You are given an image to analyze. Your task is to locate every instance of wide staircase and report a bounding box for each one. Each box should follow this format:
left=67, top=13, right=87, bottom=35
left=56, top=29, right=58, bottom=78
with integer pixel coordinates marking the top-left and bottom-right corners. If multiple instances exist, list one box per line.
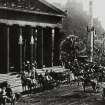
left=0, top=72, right=22, bottom=93
left=0, top=67, right=66, bottom=93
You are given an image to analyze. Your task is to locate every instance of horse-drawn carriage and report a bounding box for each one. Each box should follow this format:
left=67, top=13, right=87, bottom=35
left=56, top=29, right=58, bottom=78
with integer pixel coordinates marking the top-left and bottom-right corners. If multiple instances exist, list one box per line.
left=20, top=70, right=58, bottom=93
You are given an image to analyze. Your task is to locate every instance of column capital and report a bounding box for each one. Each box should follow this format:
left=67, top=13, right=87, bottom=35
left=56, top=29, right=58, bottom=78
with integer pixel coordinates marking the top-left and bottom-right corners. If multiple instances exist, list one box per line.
left=30, top=35, right=34, bottom=45
left=52, top=28, right=55, bottom=34
left=35, top=29, right=38, bottom=33
left=18, top=27, right=23, bottom=44
left=18, top=35, right=23, bottom=45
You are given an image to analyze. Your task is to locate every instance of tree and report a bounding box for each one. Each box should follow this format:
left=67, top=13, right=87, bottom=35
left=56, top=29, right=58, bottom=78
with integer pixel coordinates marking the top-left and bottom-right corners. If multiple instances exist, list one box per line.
left=61, top=0, right=105, bottom=64
left=62, top=0, right=104, bottom=40
left=60, top=35, right=86, bottom=67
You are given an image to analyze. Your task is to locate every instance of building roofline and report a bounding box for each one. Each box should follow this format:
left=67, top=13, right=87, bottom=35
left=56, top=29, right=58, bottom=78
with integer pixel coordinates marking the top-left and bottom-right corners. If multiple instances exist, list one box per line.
left=39, top=0, right=67, bottom=16
left=0, top=7, right=65, bottom=18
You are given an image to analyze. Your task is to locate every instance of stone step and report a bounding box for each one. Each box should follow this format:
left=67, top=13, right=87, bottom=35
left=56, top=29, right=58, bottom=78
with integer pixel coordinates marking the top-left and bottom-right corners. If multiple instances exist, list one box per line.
left=0, top=73, right=22, bottom=89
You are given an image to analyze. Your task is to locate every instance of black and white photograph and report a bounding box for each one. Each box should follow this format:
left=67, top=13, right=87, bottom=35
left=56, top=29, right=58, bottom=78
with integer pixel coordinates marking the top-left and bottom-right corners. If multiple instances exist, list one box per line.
left=0, top=0, right=105, bottom=105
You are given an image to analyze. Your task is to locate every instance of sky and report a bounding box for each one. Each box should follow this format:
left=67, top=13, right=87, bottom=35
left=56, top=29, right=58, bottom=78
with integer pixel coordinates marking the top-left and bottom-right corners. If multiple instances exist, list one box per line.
left=46, top=0, right=105, bottom=29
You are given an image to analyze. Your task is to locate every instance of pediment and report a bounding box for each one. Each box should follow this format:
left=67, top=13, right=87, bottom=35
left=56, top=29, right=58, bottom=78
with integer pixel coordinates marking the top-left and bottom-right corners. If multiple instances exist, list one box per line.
left=0, top=0, right=66, bottom=16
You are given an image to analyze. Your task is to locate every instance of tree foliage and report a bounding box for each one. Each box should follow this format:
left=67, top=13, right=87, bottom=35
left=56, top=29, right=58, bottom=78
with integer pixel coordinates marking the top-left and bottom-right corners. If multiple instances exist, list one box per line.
left=62, top=0, right=104, bottom=41
left=60, top=35, right=87, bottom=64
left=60, top=0, right=105, bottom=65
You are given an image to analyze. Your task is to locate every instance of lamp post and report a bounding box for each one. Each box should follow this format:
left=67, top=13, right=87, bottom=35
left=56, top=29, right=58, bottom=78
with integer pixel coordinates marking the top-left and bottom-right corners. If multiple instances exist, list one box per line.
left=30, top=29, right=35, bottom=78
left=89, top=0, right=94, bottom=62
left=52, top=28, right=55, bottom=67
left=24, top=39, right=26, bottom=71
left=30, top=31, right=34, bottom=69
left=35, top=29, right=37, bottom=68
left=18, top=28, right=23, bottom=72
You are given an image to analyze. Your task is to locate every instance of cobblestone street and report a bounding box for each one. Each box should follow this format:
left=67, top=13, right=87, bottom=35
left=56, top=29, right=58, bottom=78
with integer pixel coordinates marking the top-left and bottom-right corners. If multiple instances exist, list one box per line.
left=16, top=84, right=105, bottom=105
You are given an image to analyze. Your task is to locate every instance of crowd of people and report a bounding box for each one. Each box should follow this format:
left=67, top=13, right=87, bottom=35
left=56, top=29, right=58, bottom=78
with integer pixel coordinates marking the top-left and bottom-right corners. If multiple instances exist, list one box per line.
left=1, top=60, right=105, bottom=105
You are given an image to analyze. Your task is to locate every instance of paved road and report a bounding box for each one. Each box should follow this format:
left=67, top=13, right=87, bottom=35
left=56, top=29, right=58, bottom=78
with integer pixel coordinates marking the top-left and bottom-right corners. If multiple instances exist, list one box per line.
left=16, top=84, right=105, bottom=105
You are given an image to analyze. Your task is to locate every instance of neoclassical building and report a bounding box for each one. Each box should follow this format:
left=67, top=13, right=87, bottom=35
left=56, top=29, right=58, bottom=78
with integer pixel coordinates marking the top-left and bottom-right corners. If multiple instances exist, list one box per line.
left=0, top=0, right=66, bottom=73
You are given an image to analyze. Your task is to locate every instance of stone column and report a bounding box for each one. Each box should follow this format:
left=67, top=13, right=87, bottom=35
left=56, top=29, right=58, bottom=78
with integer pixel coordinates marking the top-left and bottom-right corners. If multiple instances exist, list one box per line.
left=35, top=29, right=37, bottom=68
left=7, top=26, right=10, bottom=73
left=30, top=28, right=34, bottom=69
left=18, top=27, right=23, bottom=72
left=24, top=39, right=26, bottom=71
left=42, top=28, right=44, bottom=68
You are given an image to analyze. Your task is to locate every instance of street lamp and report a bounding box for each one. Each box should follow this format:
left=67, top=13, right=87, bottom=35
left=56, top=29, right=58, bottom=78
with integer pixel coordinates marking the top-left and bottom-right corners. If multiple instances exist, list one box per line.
left=89, top=0, right=94, bottom=62
left=18, top=29, right=23, bottom=72
left=24, top=39, right=26, bottom=71
left=52, top=28, right=55, bottom=67
left=30, top=31, right=34, bottom=69
left=34, top=29, right=37, bottom=68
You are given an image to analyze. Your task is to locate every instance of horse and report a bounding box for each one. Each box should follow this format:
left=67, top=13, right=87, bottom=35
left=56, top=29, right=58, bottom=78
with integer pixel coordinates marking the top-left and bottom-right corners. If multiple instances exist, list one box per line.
left=36, top=74, right=44, bottom=88
left=0, top=85, right=18, bottom=105
left=21, top=73, right=27, bottom=92
left=82, top=78, right=97, bottom=92
left=5, top=93, right=16, bottom=105
left=36, top=73, right=56, bottom=90
left=26, top=78, right=37, bottom=90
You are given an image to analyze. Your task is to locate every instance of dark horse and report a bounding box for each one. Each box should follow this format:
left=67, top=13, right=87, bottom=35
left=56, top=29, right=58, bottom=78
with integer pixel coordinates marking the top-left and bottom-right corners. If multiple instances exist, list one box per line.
left=26, top=78, right=37, bottom=94
left=21, top=74, right=37, bottom=95
left=21, top=74, right=27, bottom=92
left=82, top=78, right=97, bottom=92
left=36, top=74, right=56, bottom=90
